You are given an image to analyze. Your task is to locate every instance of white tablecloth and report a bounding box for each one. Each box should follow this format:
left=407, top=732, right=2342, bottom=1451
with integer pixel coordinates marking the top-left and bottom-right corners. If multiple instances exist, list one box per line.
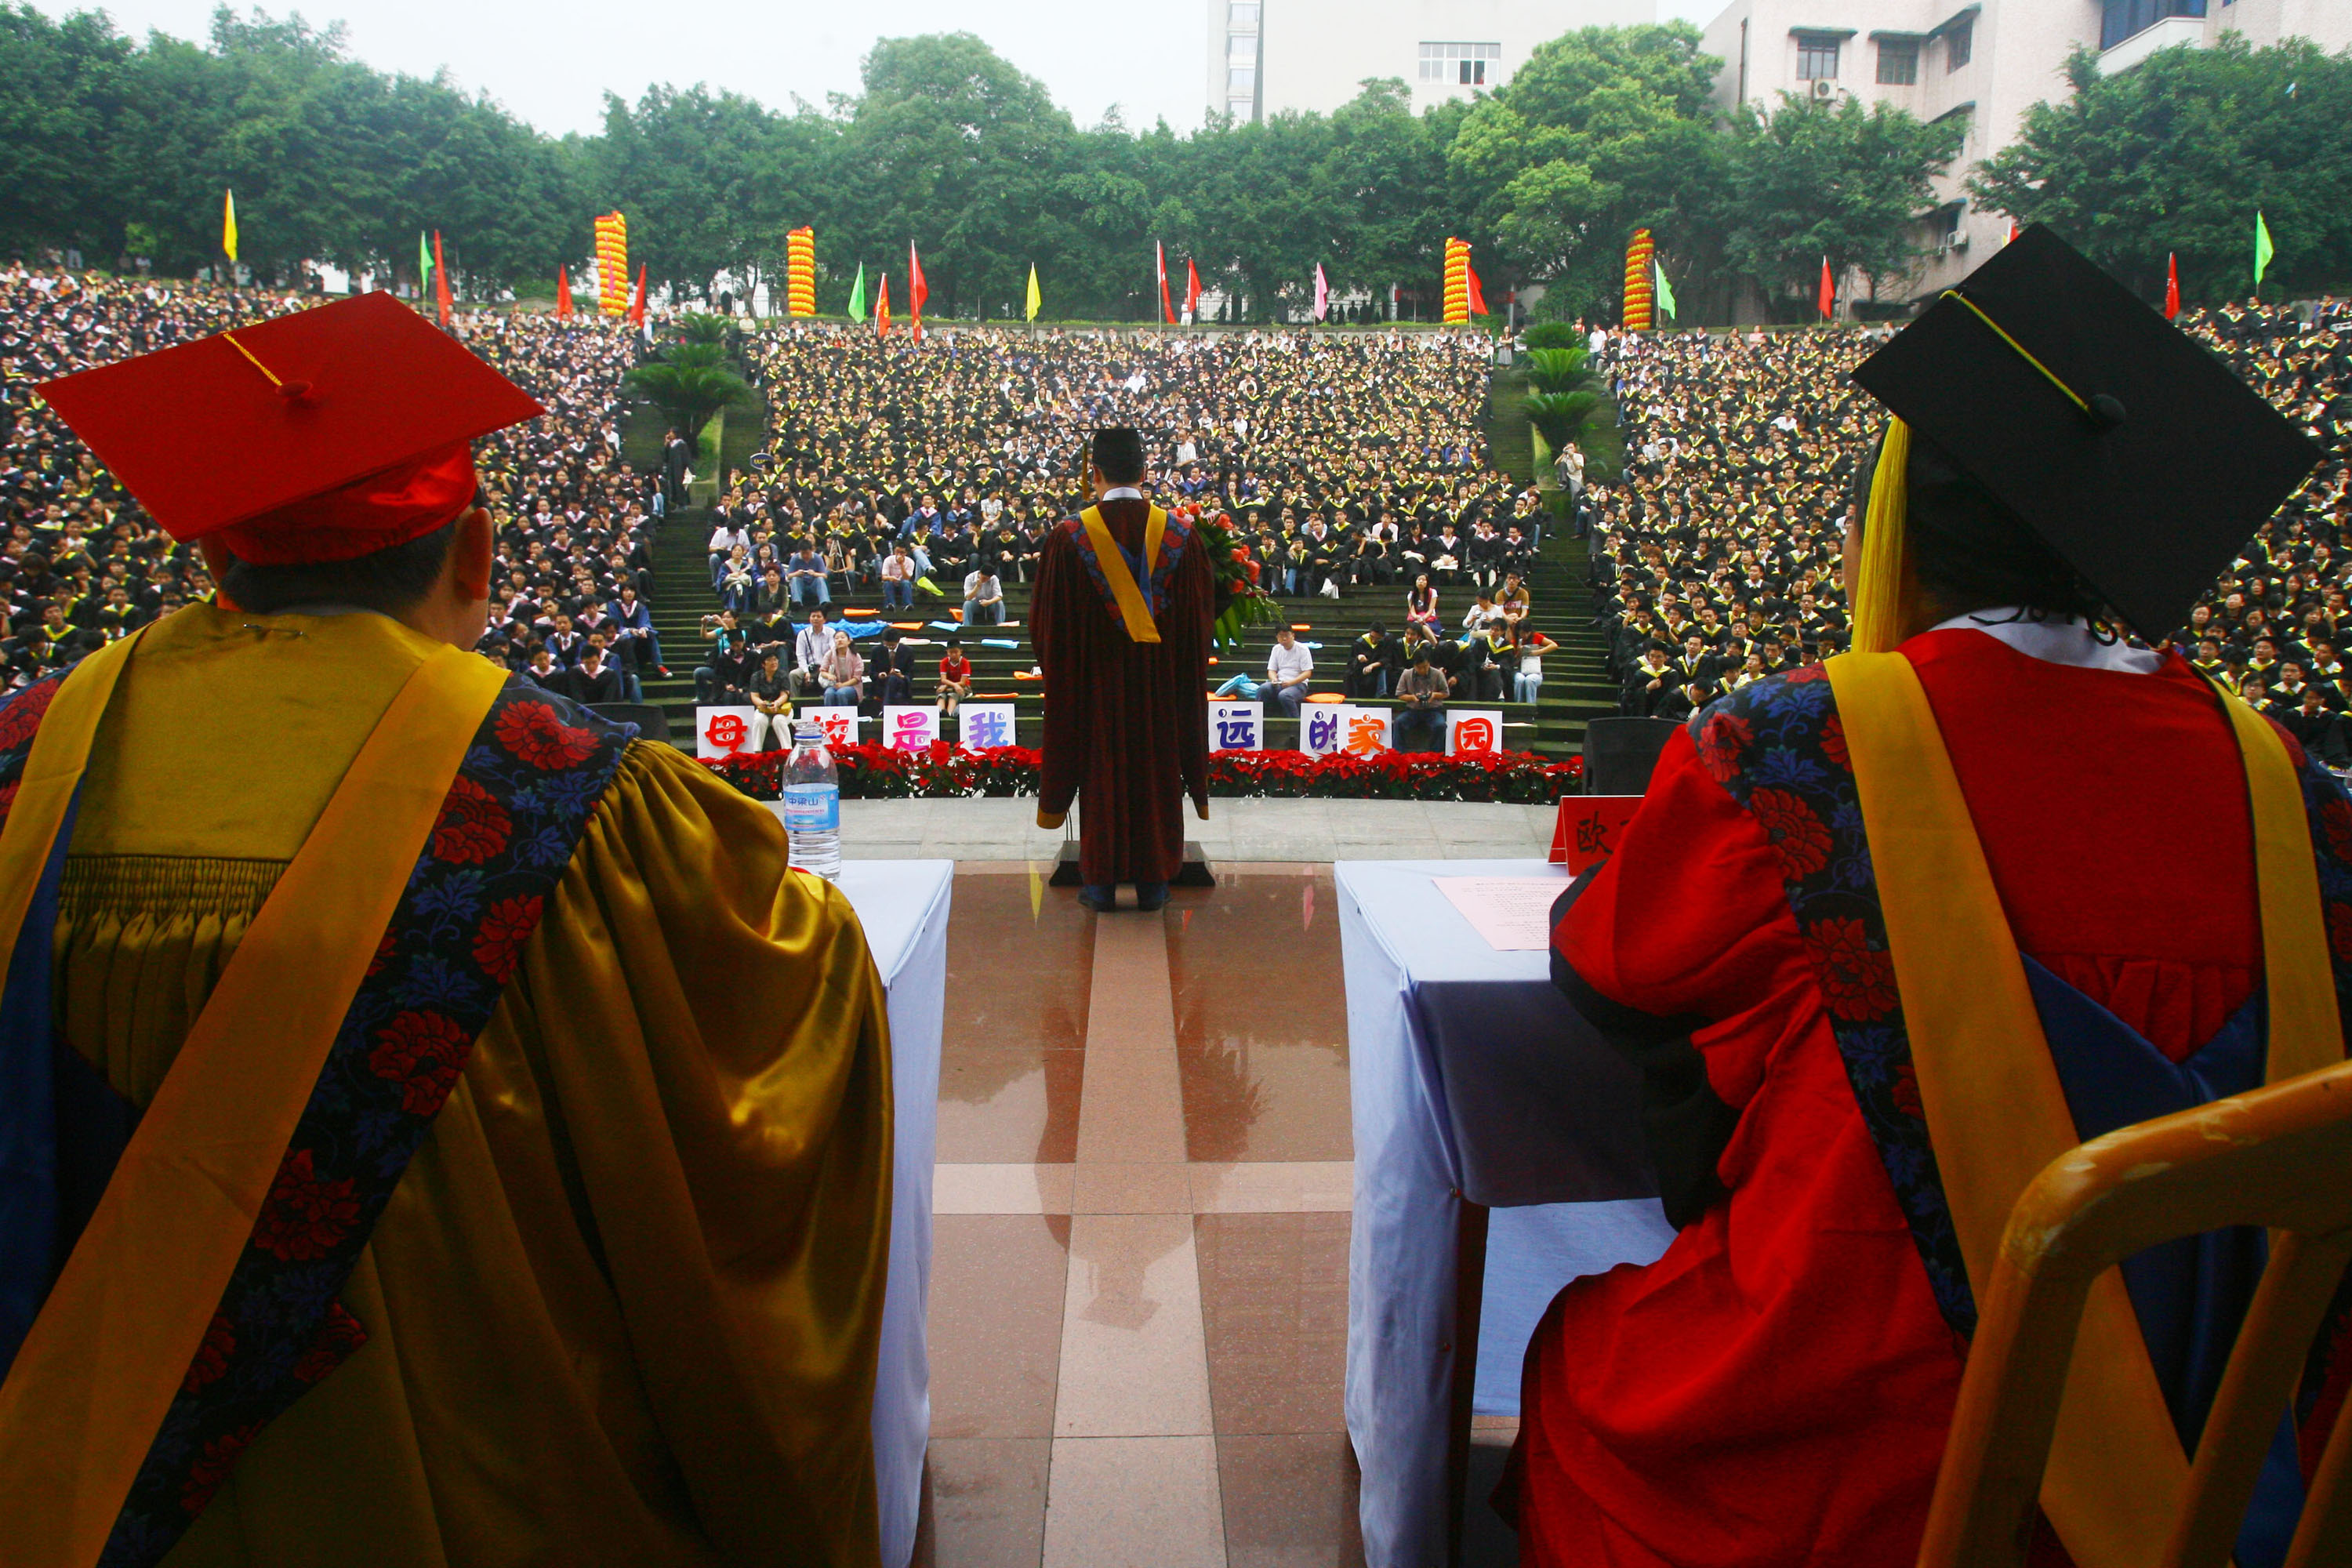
left=837, top=862, right=952, bottom=1568
left=1337, top=859, right=1676, bottom=1568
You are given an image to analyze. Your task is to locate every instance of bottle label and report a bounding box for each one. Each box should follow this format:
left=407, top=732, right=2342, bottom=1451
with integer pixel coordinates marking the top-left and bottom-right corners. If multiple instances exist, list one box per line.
left=782, top=782, right=840, bottom=833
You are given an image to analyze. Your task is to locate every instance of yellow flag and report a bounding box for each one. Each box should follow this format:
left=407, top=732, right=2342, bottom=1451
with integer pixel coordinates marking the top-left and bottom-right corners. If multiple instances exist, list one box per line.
left=1025, top=263, right=1042, bottom=322
left=222, top=189, right=238, bottom=264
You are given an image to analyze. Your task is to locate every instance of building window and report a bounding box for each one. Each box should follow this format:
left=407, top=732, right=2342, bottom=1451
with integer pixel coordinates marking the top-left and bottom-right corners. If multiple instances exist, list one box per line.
left=1229, top=97, right=1254, bottom=118
left=2100, top=0, right=2207, bottom=49
left=1876, top=38, right=1918, bottom=84
left=1228, top=34, right=1255, bottom=63
left=1419, top=42, right=1501, bottom=86
left=1796, top=34, right=1841, bottom=80
left=1946, top=19, right=1973, bottom=69
left=1229, top=2, right=1259, bottom=26
left=1228, top=66, right=1255, bottom=93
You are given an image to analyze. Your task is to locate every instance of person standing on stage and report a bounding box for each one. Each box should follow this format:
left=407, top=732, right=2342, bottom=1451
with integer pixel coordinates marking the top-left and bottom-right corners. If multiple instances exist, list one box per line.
left=1033, top=426, right=1213, bottom=912
left=1514, top=229, right=2347, bottom=1568
left=0, top=293, right=894, bottom=1567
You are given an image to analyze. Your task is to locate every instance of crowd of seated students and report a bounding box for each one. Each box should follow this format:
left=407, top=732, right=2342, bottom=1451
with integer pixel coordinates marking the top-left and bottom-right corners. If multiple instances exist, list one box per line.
left=691, top=324, right=1562, bottom=727
left=452, top=310, right=665, bottom=704
left=0, top=269, right=278, bottom=683
left=1589, top=299, right=2352, bottom=733
left=0, top=270, right=655, bottom=706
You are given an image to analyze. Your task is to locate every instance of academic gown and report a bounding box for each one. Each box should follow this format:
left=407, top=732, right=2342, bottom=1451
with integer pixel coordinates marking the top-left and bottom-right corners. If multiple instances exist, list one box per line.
left=1516, top=626, right=2351, bottom=1568
left=25, top=604, right=893, bottom=1567
left=1032, top=498, right=1212, bottom=887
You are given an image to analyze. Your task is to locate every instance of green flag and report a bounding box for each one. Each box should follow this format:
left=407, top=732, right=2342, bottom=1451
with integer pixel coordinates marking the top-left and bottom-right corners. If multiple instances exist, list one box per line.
left=2254, top=210, right=2275, bottom=292
left=419, top=230, right=432, bottom=304
left=847, top=262, right=866, bottom=321
left=1653, top=260, right=1677, bottom=321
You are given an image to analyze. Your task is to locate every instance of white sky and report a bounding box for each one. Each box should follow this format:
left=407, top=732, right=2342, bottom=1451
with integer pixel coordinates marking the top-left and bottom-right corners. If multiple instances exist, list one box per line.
left=39, top=0, right=1725, bottom=140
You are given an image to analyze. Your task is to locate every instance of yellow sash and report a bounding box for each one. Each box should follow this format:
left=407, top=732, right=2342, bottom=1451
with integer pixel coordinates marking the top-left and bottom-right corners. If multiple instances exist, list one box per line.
left=1078, top=503, right=1168, bottom=644
left=0, top=637, right=507, bottom=1568
left=1828, top=651, right=2339, bottom=1568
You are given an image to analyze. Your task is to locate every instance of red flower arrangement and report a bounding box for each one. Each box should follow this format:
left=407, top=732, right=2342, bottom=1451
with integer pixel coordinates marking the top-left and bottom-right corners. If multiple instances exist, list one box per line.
left=698, top=741, right=1581, bottom=805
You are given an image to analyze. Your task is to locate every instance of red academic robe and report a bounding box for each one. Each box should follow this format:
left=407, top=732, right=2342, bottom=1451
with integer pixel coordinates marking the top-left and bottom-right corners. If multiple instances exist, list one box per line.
left=1516, top=629, right=2304, bottom=1567
left=1033, top=497, right=1212, bottom=886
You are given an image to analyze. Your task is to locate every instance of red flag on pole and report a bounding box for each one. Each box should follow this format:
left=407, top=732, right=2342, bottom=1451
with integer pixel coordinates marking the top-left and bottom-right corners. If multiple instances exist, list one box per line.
left=432, top=230, right=453, bottom=325
left=629, top=263, right=647, bottom=328
left=1465, top=257, right=1488, bottom=318
left=877, top=274, right=893, bottom=336
left=2165, top=252, right=2182, bottom=321
left=1818, top=256, right=1835, bottom=321
left=554, top=264, right=572, bottom=321
left=1156, top=241, right=1177, bottom=325
left=1184, top=259, right=1202, bottom=323
left=909, top=243, right=927, bottom=342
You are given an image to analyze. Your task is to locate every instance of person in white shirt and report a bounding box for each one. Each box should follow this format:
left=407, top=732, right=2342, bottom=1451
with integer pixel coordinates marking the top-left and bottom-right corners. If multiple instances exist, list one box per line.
left=962, top=566, right=1005, bottom=626
left=878, top=546, right=917, bottom=612
left=706, top=521, right=747, bottom=590
left=792, top=609, right=832, bottom=695
left=1212, top=626, right=1314, bottom=719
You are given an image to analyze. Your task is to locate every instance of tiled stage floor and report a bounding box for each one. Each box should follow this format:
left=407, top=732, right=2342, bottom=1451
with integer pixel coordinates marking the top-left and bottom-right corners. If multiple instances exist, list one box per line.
left=914, top=866, right=1522, bottom=1568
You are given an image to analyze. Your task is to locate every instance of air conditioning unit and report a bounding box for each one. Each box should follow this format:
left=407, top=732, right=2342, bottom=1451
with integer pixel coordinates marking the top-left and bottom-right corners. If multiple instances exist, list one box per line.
left=1811, top=78, right=1837, bottom=100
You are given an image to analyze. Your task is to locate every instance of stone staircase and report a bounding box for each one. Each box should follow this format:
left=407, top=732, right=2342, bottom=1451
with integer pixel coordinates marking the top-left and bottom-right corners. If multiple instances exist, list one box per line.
left=638, top=508, right=1617, bottom=758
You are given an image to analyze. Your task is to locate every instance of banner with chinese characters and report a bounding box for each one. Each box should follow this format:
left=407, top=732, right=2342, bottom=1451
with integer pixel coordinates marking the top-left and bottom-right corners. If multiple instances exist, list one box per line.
left=1209, top=701, right=1264, bottom=753
left=695, top=705, right=759, bottom=759
left=957, top=702, right=1017, bottom=752
left=804, top=706, right=861, bottom=750
left=881, top=705, right=941, bottom=752
left=1300, top=703, right=1350, bottom=757
left=1341, top=707, right=1391, bottom=755
left=1446, top=710, right=1503, bottom=757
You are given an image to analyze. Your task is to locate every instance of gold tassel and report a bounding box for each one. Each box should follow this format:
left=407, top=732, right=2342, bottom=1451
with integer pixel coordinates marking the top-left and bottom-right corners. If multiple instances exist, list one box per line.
left=1853, top=418, right=1912, bottom=654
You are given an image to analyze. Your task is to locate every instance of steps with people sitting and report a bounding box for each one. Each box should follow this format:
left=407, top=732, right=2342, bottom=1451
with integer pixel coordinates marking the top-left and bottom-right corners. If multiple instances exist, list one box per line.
left=641, top=501, right=1614, bottom=760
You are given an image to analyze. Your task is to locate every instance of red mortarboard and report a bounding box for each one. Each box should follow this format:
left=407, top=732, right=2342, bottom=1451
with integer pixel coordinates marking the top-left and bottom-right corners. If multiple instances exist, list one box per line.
left=35, top=291, right=544, bottom=565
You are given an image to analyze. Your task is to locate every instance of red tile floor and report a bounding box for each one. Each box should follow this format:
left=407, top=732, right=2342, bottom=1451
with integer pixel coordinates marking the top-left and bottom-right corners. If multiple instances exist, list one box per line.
left=916, top=867, right=1520, bottom=1568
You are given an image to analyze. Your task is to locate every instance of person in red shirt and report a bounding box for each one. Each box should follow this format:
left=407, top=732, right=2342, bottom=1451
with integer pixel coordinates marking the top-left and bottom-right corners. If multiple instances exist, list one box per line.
left=937, top=635, right=973, bottom=720
left=1514, top=229, right=2349, bottom=1568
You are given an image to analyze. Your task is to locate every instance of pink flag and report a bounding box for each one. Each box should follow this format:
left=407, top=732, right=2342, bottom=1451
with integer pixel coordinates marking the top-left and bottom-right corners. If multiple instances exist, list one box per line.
left=1312, top=263, right=1330, bottom=322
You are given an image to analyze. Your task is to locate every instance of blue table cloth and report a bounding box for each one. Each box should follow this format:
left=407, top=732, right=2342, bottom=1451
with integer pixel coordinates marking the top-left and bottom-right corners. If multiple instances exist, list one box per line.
left=1337, top=859, right=1675, bottom=1568
left=837, top=861, right=952, bottom=1568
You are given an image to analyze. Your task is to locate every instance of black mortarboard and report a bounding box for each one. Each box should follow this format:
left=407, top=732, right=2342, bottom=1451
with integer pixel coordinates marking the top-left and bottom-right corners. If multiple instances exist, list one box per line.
left=1849, top=225, right=2320, bottom=635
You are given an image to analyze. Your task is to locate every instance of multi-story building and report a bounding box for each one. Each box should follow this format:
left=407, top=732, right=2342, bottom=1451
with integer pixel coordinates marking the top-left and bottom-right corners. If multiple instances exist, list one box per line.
left=1205, top=0, right=1656, bottom=124
left=1699, top=0, right=2352, bottom=303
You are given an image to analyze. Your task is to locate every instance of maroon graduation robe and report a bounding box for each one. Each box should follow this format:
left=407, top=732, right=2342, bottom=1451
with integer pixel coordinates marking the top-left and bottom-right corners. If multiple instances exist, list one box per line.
left=1032, top=496, right=1212, bottom=885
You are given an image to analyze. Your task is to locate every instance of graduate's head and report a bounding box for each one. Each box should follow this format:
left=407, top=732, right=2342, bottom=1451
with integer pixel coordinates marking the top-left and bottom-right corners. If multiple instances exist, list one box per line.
left=1845, top=227, right=2318, bottom=648
left=1091, top=427, right=1146, bottom=488
left=35, top=293, right=540, bottom=649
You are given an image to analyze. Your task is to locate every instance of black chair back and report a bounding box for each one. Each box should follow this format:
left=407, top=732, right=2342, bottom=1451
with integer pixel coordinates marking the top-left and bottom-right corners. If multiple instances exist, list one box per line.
left=589, top=703, right=673, bottom=746
left=1581, top=717, right=1681, bottom=795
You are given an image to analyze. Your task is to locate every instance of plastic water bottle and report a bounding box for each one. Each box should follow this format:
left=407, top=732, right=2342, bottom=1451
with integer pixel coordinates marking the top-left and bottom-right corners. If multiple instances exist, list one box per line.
left=782, top=721, right=842, bottom=880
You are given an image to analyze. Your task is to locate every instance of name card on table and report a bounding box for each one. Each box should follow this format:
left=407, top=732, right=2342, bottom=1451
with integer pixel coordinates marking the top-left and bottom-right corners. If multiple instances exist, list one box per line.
left=1551, top=795, right=1645, bottom=873
left=1446, top=710, right=1503, bottom=757
left=957, top=702, right=1017, bottom=751
left=804, top=706, right=862, bottom=750
left=1210, top=701, right=1263, bottom=753
left=881, top=705, right=940, bottom=752
left=1301, top=703, right=1351, bottom=757
left=695, top=705, right=759, bottom=759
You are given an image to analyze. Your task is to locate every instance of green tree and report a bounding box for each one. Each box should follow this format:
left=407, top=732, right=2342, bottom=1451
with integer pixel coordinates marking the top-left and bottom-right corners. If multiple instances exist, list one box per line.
left=1717, top=93, right=1962, bottom=318
left=1523, top=346, right=1624, bottom=480
left=0, top=5, right=133, bottom=260
left=1971, top=36, right=2352, bottom=307
left=1450, top=24, right=1723, bottom=321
